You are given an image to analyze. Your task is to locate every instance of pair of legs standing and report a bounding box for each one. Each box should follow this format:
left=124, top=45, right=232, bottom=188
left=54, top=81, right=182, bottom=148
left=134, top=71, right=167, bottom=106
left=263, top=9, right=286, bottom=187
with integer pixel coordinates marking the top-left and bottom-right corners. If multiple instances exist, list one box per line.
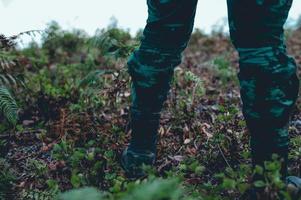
left=125, top=0, right=299, bottom=178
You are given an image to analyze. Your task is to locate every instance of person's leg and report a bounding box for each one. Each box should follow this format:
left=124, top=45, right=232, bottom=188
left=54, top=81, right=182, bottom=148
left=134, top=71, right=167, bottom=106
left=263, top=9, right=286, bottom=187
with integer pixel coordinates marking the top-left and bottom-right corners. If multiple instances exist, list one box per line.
left=226, top=0, right=299, bottom=178
left=127, top=0, right=198, bottom=153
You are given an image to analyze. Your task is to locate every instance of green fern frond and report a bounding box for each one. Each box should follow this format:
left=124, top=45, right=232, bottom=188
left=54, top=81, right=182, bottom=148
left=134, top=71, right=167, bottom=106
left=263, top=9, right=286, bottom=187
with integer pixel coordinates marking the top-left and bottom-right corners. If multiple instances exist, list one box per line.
left=0, top=74, right=17, bottom=87
left=0, top=51, right=25, bottom=88
left=0, top=86, right=18, bottom=126
left=0, top=74, right=25, bottom=88
left=0, top=74, right=11, bottom=86
left=0, top=52, right=16, bottom=71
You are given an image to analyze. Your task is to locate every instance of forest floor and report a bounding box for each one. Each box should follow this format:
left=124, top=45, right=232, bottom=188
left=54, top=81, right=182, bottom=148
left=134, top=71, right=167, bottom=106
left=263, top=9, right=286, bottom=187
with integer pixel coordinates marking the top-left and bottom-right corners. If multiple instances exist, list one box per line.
left=1, top=23, right=301, bottom=200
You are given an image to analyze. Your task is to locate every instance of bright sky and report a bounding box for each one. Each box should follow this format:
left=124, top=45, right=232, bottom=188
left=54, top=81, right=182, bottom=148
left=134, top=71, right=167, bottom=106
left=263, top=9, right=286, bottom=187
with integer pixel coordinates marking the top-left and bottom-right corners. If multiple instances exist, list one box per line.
left=0, top=0, right=300, bottom=36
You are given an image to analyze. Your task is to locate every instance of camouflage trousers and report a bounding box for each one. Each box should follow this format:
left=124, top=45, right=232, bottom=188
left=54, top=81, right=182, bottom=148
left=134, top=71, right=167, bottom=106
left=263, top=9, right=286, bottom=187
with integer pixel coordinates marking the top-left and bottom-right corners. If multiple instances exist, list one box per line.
left=127, top=0, right=299, bottom=175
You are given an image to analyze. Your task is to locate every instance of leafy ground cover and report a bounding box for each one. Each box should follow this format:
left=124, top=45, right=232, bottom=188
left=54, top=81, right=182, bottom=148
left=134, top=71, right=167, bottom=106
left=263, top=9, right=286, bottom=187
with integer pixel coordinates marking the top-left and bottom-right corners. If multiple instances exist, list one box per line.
left=0, top=21, right=301, bottom=200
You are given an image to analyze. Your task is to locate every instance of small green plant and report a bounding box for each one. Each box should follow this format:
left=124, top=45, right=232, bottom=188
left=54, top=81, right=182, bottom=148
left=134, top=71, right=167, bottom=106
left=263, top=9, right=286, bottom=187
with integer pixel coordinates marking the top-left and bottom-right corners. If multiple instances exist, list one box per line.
left=184, top=70, right=206, bottom=99
left=26, top=158, right=48, bottom=177
left=21, top=189, right=57, bottom=200
left=170, top=68, right=205, bottom=127
left=252, top=155, right=290, bottom=199
left=214, top=155, right=291, bottom=200
left=212, top=57, right=237, bottom=85
left=90, top=27, right=137, bottom=59
left=216, top=104, right=239, bottom=123
left=289, top=136, right=301, bottom=161
left=179, top=157, right=205, bottom=176
left=52, top=139, right=74, bottom=161
left=0, top=159, right=17, bottom=200
left=215, top=164, right=252, bottom=197
left=46, top=179, right=60, bottom=195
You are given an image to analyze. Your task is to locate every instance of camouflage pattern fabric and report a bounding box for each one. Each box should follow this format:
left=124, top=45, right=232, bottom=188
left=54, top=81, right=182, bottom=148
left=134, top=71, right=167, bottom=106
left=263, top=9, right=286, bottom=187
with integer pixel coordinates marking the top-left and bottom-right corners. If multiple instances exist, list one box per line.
left=127, top=0, right=198, bottom=153
left=227, top=0, right=299, bottom=176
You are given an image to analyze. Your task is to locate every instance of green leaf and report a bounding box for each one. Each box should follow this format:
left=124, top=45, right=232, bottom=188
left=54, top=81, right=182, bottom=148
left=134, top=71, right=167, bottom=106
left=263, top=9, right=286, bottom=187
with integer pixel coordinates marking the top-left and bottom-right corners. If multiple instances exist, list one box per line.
left=237, top=183, right=250, bottom=193
left=222, top=178, right=236, bottom=189
left=46, top=179, right=59, bottom=192
left=71, top=173, right=81, bottom=188
left=254, top=165, right=264, bottom=175
left=254, top=180, right=266, bottom=188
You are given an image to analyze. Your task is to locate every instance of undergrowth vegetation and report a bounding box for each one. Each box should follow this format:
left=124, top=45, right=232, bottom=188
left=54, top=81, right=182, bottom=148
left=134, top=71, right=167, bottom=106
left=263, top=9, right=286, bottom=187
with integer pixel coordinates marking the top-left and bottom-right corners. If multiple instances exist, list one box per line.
left=0, top=21, right=301, bottom=200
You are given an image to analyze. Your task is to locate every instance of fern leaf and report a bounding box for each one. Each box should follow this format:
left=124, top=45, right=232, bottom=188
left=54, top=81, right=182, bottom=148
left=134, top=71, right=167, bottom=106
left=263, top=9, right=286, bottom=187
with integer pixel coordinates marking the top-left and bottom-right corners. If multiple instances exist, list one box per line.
left=0, top=51, right=16, bottom=71
left=0, top=86, right=18, bottom=126
left=0, top=74, right=24, bottom=89
left=0, top=74, right=10, bottom=85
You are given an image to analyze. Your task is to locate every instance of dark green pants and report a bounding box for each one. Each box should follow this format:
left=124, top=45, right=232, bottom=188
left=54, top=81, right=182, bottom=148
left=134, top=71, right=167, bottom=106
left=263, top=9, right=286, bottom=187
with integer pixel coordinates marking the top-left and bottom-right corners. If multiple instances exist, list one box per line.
left=127, top=0, right=299, bottom=175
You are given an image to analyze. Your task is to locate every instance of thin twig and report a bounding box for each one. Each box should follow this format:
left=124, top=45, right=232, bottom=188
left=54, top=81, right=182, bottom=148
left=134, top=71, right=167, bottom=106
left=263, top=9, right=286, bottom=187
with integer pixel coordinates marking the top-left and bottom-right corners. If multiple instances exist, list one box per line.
left=217, top=144, right=232, bottom=169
